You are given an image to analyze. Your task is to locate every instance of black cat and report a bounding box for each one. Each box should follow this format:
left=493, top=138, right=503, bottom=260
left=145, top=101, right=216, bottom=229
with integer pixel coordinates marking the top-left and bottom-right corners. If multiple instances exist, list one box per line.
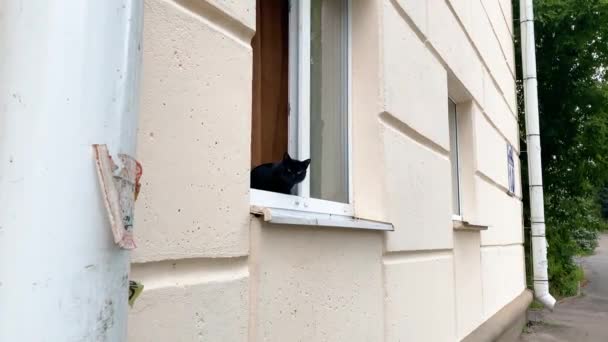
left=250, top=153, right=311, bottom=194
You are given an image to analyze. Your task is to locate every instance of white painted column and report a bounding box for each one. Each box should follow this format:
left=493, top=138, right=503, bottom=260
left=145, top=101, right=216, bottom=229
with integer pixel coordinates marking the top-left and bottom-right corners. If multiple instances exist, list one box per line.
left=0, top=1, right=143, bottom=340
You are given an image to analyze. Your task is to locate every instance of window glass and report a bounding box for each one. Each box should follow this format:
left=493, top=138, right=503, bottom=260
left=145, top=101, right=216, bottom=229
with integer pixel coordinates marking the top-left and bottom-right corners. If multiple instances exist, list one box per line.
left=448, top=99, right=461, bottom=216
left=507, top=143, right=515, bottom=194
left=310, top=0, right=349, bottom=203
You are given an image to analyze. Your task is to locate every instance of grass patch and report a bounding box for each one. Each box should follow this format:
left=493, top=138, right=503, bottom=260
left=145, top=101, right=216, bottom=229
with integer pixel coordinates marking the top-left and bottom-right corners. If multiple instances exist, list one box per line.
left=577, top=249, right=595, bottom=257
left=548, top=256, right=586, bottom=298
left=529, top=300, right=545, bottom=310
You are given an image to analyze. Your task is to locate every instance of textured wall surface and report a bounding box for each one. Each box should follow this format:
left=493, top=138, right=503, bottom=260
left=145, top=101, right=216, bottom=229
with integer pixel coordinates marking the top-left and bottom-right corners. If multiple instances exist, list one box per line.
left=130, top=0, right=523, bottom=341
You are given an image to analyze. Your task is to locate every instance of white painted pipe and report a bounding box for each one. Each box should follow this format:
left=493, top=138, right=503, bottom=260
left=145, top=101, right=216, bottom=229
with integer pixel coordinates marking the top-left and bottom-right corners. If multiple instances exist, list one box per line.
left=519, top=0, right=556, bottom=310
left=0, top=1, right=143, bottom=340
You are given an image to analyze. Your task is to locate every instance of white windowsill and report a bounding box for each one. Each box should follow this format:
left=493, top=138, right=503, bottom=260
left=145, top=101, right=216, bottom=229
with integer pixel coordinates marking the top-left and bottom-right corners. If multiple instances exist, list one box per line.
left=250, top=206, right=394, bottom=231
left=452, top=217, right=489, bottom=231
left=250, top=189, right=393, bottom=231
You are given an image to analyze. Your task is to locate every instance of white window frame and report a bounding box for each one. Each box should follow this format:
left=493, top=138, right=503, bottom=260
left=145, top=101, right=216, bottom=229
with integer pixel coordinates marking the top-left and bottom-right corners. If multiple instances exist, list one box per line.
left=449, top=98, right=463, bottom=221
left=250, top=0, right=354, bottom=217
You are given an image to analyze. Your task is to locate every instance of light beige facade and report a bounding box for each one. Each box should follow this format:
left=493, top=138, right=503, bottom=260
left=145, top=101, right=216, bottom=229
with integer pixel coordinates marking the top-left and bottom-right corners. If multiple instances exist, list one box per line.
left=129, top=0, right=525, bottom=341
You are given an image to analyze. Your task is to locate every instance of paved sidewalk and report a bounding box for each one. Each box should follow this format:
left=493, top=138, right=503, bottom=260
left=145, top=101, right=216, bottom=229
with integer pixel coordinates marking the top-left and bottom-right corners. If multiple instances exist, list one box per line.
left=519, top=234, right=608, bottom=342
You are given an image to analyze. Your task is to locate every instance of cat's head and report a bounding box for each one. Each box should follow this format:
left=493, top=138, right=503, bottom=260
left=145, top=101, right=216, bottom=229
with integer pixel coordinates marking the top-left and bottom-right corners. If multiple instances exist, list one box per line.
left=279, top=152, right=311, bottom=185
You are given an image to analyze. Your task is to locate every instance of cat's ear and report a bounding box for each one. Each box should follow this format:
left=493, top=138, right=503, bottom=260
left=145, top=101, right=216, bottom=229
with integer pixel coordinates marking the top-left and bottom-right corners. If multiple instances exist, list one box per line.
left=303, top=159, right=311, bottom=168
left=283, top=152, right=291, bottom=161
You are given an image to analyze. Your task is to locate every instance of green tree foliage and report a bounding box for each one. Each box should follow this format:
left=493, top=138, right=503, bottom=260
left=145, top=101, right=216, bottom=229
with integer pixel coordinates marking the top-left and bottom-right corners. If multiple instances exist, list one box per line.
left=598, top=187, right=608, bottom=218
left=515, top=0, right=608, bottom=297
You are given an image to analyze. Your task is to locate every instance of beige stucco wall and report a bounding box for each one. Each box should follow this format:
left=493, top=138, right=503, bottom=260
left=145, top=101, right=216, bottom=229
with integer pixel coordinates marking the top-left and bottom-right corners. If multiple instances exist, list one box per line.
left=129, top=0, right=525, bottom=341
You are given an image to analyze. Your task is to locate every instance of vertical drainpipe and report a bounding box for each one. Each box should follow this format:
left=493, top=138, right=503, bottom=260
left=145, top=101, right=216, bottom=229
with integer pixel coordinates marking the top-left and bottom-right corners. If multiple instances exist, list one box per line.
left=519, top=0, right=557, bottom=309
left=0, top=1, right=143, bottom=340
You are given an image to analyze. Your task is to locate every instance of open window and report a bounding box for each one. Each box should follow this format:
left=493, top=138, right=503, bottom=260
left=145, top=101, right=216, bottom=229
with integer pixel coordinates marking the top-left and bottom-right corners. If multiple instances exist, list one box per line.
left=251, top=0, right=352, bottom=216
